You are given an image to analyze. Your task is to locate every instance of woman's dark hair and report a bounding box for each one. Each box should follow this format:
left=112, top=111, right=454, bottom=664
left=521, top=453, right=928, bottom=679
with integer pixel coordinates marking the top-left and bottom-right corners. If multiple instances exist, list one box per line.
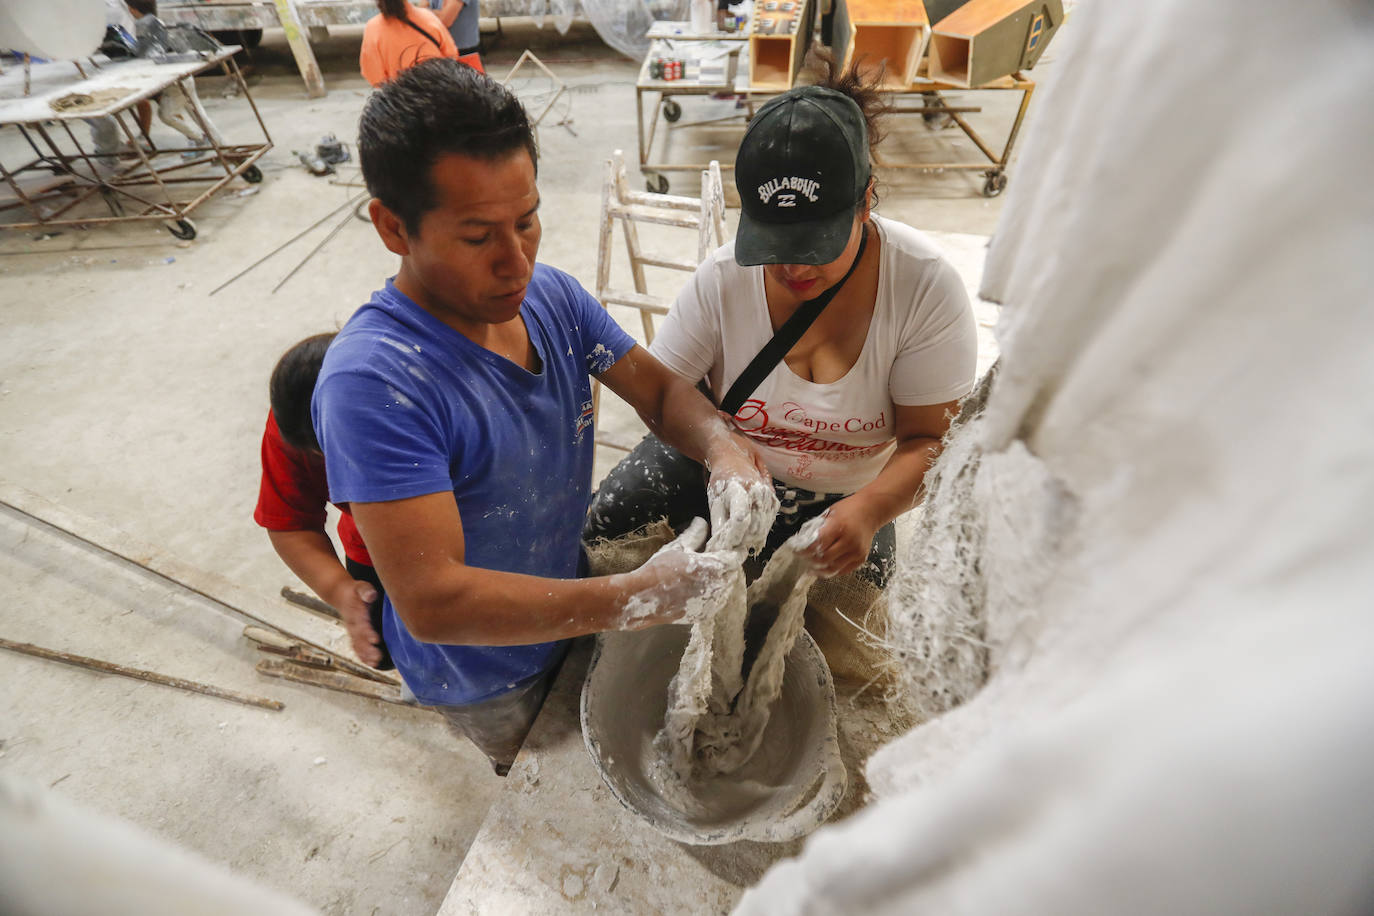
left=376, top=0, right=410, bottom=18
left=802, top=48, right=891, bottom=205
left=802, top=48, right=890, bottom=147
left=269, top=333, right=336, bottom=453
left=358, top=58, right=538, bottom=234
left=126, top=0, right=158, bottom=15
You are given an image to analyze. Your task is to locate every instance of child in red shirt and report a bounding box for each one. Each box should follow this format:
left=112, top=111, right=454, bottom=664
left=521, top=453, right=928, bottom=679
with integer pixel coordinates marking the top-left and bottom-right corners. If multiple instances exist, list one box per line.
left=254, top=334, right=393, bottom=669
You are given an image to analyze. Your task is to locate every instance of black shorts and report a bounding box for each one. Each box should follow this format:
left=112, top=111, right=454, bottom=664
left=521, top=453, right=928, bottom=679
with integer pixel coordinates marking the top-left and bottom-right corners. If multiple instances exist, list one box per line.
left=583, top=434, right=895, bottom=587
left=343, top=557, right=395, bottom=671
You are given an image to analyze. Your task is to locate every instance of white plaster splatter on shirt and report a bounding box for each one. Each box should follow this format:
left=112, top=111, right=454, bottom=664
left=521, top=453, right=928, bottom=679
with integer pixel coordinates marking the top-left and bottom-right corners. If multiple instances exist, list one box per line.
left=379, top=337, right=415, bottom=356
left=588, top=344, right=616, bottom=373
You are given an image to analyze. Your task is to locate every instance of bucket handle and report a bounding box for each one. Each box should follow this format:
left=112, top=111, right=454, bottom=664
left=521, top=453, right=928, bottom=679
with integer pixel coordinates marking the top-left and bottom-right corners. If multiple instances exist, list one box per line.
left=749, top=730, right=848, bottom=843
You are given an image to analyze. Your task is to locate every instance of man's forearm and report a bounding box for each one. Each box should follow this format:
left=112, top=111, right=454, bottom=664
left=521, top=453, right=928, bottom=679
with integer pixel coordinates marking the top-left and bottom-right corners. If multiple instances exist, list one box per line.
left=386, top=564, right=666, bottom=645
left=641, top=375, right=737, bottom=466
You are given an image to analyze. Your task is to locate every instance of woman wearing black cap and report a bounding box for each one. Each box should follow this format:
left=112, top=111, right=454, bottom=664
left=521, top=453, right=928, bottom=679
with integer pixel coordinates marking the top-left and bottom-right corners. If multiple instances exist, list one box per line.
left=586, top=61, right=976, bottom=602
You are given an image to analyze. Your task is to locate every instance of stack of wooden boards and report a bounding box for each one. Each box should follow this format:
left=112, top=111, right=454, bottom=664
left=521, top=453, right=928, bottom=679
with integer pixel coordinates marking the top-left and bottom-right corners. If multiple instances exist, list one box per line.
left=750, top=0, right=1062, bottom=90
left=246, top=587, right=408, bottom=706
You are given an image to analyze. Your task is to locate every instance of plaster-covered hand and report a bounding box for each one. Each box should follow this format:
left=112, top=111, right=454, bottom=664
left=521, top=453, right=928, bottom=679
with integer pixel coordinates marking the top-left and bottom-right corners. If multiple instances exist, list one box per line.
left=806, top=499, right=881, bottom=579
left=617, top=518, right=740, bottom=630
left=329, top=578, right=383, bottom=667
left=704, top=422, right=778, bottom=554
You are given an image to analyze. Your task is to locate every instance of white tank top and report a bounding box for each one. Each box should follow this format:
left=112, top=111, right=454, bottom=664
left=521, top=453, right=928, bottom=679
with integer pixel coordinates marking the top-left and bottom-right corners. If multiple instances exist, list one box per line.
left=650, top=216, right=977, bottom=492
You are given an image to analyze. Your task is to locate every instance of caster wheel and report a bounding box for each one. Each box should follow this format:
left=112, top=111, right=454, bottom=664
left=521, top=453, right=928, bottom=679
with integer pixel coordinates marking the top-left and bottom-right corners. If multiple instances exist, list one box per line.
left=982, top=172, right=1007, bottom=198
left=242, top=164, right=263, bottom=183
left=663, top=100, right=682, bottom=123
left=645, top=173, right=670, bottom=194
left=167, top=218, right=197, bottom=240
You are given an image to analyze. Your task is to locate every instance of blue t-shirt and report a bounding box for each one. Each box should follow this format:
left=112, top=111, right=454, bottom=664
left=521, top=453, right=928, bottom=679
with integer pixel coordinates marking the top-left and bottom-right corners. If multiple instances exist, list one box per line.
left=313, top=266, right=636, bottom=706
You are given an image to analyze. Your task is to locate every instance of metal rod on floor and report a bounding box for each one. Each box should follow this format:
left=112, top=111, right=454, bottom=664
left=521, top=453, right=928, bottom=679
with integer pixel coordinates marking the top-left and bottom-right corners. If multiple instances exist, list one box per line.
left=256, top=659, right=415, bottom=707
left=0, top=492, right=398, bottom=687
left=208, top=191, right=363, bottom=296
left=271, top=203, right=354, bottom=294
left=0, top=636, right=285, bottom=711
left=280, top=586, right=339, bottom=619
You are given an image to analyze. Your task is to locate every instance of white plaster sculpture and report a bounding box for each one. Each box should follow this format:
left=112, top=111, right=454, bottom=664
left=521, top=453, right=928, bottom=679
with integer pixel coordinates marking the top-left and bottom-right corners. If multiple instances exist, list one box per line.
left=735, top=0, right=1374, bottom=912
left=0, top=0, right=105, bottom=61
left=0, top=776, right=318, bottom=916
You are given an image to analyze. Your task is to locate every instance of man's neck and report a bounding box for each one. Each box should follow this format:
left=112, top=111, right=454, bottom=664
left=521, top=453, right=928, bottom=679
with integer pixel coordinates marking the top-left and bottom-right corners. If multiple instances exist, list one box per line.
left=393, top=266, right=479, bottom=340
left=393, top=268, right=536, bottom=370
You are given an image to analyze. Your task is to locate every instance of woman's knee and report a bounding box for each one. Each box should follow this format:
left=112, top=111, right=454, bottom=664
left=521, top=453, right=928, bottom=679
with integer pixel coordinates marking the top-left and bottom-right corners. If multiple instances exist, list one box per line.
left=585, top=435, right=708, bottom=541
left=857, top=522, right=897, bottom=588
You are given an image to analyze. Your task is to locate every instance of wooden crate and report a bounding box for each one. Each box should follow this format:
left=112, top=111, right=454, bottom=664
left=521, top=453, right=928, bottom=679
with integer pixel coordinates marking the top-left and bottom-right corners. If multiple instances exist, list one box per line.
left=832, top=0, right=929, bottom=90
left=922, top=0, right=972, bottom=24
left=748, top=0, right=817, bottom=90
left=928, top=0, right=1062, bottom=88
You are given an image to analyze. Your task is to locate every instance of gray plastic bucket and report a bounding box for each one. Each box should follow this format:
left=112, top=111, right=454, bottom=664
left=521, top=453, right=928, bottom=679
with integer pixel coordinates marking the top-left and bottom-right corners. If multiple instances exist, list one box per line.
left=580, top=624, right=847, bottom=845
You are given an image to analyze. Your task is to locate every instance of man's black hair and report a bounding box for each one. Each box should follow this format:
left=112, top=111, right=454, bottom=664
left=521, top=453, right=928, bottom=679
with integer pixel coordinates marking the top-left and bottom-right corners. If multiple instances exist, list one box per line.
left=269, top=333, right=336, bottom=453
left=126, top=0, right=158, bottom=15
left=358, top=58, right=537, bottom=234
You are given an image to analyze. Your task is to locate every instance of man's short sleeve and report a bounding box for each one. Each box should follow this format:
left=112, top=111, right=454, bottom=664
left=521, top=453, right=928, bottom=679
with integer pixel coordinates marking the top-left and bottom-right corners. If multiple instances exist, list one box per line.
left=563, top=273, right=639, bottom=375
left=312, top=366, right=456, bottom=506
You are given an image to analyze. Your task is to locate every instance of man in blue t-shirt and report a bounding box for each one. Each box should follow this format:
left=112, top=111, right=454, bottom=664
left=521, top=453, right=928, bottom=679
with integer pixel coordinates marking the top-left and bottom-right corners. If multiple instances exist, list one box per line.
left=313, top=60, right=776, bottom=775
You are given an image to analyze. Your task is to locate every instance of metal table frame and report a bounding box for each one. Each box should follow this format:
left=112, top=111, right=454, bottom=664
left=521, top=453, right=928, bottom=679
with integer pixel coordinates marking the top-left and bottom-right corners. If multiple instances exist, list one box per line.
left=0, top=49, right=271, bottom=239
left=636, top=58, right=1035, bottom=198
left=634, top=35, right=747, bottom=194
left=875, top=71, right=1036, bottom=198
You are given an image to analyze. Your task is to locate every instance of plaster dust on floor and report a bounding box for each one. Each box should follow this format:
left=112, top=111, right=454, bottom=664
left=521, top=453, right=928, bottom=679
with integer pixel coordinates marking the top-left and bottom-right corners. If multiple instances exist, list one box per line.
left=0, top=19, right=1021, bottom=915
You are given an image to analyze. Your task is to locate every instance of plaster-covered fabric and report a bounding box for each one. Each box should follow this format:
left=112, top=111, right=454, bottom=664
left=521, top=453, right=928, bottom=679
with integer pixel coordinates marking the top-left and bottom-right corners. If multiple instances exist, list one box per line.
left=735, top=0, right=1374, bottom=912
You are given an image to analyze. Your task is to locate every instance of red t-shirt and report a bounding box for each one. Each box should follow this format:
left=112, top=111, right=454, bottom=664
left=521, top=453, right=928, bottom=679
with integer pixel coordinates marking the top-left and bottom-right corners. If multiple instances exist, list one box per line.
left=253, top=411, right=372, bottom=566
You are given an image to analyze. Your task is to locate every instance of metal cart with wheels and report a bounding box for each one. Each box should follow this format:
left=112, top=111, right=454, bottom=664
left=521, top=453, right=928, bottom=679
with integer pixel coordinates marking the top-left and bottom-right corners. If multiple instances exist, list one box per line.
left=876, top=69, right=1035, bottom=198
left=636, top=32, right=1035, bottom=197
left=635, top=30, right=749, bottom=195
left=0, top=47, right=272, bottom=240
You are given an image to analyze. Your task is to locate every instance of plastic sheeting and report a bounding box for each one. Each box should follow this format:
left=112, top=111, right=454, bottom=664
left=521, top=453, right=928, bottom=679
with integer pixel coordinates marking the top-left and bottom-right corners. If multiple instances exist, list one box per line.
left=508, top=0, right=689, bottom=60
left=734, top=0, right=1374, bottom=912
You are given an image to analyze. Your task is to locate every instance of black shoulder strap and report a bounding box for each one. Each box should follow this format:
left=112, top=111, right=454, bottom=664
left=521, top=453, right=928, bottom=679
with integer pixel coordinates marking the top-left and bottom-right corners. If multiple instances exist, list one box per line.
left=719, top=224, right=870, bottom=417
left=401, top=16, right=444, bottom=50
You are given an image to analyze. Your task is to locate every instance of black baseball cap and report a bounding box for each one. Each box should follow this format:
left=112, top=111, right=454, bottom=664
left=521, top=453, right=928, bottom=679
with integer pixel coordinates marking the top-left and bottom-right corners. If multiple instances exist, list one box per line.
left=733, top=86, right=871, bottom=267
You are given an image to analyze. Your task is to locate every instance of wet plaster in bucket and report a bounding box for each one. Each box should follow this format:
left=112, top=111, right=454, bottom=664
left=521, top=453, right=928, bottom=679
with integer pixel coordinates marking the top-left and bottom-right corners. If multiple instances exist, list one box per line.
left=621, top=508, right=835, bottom=840
left=650, top=515, right=829, bottom=819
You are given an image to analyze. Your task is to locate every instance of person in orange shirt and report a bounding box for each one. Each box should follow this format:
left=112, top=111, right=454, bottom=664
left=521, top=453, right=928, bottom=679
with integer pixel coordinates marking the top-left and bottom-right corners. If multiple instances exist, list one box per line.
left=360, top=0, right=458, bottom=87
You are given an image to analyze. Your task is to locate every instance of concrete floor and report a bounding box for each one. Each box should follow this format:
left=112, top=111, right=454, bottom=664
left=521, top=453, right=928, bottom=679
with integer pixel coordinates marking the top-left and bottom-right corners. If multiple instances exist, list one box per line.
left=0, top=19, right=1049, bottom=913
